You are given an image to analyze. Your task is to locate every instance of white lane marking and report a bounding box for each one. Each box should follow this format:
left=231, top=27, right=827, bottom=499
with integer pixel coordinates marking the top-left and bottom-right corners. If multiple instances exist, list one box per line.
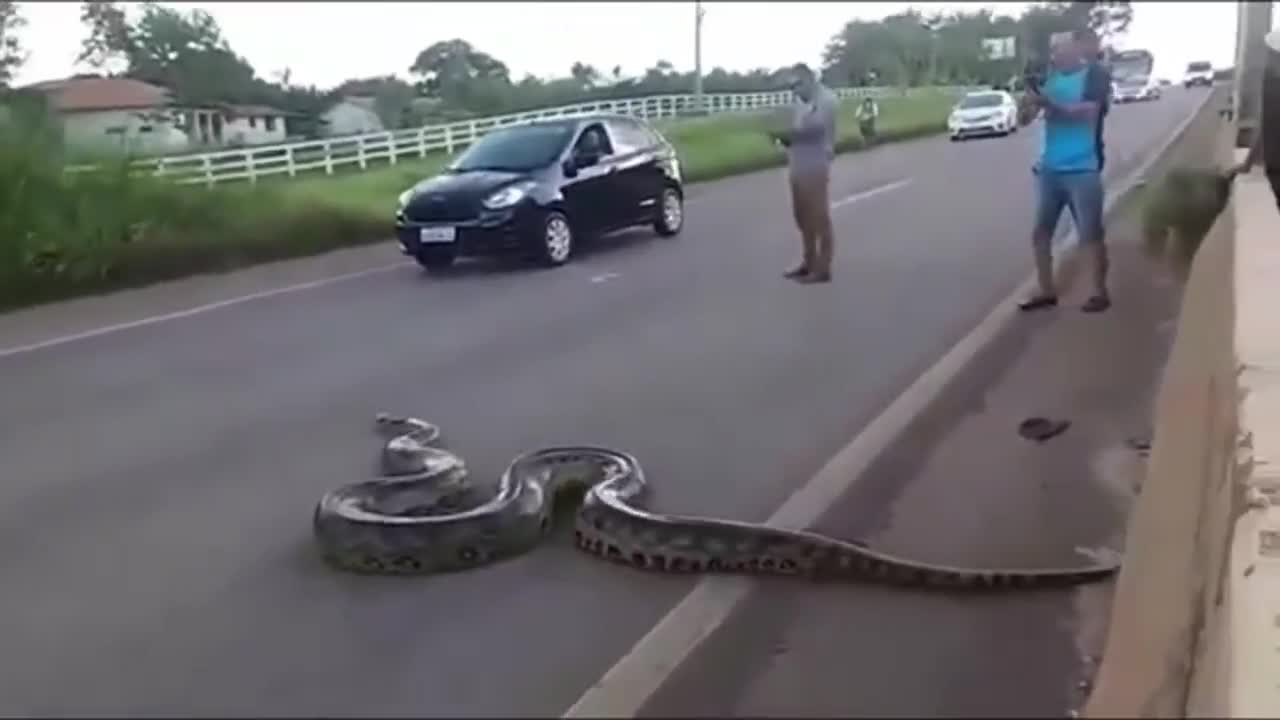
left=0, top=262, right=405, bottom=360
left=561, top=90, right=1217, bottom=720
left=0, top=173, right=896, bottom=360
left=830, top=178, right=912, bottom=209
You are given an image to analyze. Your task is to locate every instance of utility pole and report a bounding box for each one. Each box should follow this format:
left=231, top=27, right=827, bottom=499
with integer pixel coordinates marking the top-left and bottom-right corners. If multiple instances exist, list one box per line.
left=1235, top=0, right=1273, bottom=148
left=922, top=17, right=941, bottom=86
left=693, top=0, right=705, bottom=115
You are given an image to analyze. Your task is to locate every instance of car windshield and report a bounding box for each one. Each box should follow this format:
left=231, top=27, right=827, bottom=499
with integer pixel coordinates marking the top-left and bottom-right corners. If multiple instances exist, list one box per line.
left=957, top=93, right=1003, bottom=109
left=450, top=123, right=574, bottom=173
left=1187, top=62, right=1211, bottom=72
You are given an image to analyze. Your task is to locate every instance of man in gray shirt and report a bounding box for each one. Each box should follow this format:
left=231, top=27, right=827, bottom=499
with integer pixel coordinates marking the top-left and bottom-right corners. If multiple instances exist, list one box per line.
left=770, top=63, right=839, bottom=284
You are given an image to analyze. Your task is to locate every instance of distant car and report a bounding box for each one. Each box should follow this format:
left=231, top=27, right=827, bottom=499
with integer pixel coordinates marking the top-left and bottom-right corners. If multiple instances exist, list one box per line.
left=1112, top=76, right=1162, bottom=103
left=394, top=114, right=685, bottom=271
left=1183, top=61, right=1214, bottom=88
left=947, top=90, right=1019, bottom=141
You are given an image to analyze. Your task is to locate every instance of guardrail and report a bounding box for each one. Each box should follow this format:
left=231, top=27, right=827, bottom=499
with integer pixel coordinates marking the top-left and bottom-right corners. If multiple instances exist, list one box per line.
left=1082, top=97, right=1280, bottom=716
left=66, top=85, right=976, bottom=188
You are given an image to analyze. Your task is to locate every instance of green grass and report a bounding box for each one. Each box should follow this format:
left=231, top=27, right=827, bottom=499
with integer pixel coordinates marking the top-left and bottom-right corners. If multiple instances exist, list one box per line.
left=279, top=92, right=956, bottom=213
left=0, top=91, right=955, bottom=312
left=0, top=97, right=388, bottom=311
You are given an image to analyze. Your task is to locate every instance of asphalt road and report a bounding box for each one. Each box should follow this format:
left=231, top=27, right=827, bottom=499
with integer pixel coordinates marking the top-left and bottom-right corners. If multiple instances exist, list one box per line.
left=0, top=89, right=1204, bottom=716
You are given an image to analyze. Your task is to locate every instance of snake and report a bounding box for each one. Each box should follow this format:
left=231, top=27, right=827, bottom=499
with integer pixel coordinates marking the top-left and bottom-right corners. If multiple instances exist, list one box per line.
left=311, top=413, right=1121, bottom=590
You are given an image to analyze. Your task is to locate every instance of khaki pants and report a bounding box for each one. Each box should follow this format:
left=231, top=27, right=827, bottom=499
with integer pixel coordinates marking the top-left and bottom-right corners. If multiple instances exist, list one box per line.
left=789, top=167, right=834, bottom=274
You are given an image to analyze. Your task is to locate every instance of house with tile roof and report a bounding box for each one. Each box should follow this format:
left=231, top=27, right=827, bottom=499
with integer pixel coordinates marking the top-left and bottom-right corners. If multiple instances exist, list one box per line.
left=25, top=75, right=292, bottom=155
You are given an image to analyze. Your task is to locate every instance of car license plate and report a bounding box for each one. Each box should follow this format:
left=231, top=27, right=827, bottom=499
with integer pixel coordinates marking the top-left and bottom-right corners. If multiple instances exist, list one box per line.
left=419, top=226, right=456, bottom=244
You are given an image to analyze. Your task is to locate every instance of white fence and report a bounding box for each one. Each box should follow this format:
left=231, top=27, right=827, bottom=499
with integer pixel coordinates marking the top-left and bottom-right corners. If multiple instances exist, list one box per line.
left=68, top=85, right=975, bottom=188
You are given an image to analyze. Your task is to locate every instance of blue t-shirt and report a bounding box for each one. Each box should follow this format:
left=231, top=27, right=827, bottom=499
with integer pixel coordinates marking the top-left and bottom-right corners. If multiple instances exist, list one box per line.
left=1041, top=67, right=1101, bottom=173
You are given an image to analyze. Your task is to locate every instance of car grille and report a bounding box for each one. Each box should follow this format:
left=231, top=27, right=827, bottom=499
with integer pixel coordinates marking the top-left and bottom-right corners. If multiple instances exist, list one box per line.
left=405, top=193, right=478, bottom=223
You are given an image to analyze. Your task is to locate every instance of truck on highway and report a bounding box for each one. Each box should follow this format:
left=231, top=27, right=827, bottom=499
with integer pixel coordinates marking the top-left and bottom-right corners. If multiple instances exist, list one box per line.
left=1109, top=49, right=1160, bottom=103
left=1182, top=60, right=1215, bottom=88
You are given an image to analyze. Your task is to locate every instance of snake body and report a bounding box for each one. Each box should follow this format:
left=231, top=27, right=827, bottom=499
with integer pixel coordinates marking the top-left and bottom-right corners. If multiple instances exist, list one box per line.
left=311, top=414, right=1121, bottom=590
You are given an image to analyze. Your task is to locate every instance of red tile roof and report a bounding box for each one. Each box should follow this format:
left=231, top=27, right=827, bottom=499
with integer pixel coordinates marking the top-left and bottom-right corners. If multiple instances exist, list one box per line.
left=24, top=76, right=173, bottom=113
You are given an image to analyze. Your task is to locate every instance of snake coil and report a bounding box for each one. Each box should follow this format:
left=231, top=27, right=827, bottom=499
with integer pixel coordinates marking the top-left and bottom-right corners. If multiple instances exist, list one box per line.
left=311, top=414, right=1121, bottom=589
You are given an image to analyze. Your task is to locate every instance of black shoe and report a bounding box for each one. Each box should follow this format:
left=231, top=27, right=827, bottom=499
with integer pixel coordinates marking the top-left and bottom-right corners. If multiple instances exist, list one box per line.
left=783, top=265, right=809, bottom=279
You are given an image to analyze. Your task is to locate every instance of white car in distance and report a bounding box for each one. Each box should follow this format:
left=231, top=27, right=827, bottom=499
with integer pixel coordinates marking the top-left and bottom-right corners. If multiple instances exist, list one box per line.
left=1112, top=75, right=1162, bottom=103
left=948, top=90, right=1019, bottom=141
left=1183, top=61, right=1214, bottom=88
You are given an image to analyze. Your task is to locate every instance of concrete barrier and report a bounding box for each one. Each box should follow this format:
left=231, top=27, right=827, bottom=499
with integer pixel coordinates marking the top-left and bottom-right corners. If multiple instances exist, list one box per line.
left=1083, top=121, right=1280, bottom=716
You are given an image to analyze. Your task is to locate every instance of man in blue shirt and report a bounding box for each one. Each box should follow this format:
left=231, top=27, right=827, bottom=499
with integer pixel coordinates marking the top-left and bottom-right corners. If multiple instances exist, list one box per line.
left=1077, top=28, right=1112, bottom=171
left=1017, top=30, right=1112, bottom=314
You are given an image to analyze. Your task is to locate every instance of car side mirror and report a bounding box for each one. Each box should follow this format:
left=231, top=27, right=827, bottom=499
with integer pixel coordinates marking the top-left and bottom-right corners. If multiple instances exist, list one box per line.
left=574, top=151, right=601, bottom=169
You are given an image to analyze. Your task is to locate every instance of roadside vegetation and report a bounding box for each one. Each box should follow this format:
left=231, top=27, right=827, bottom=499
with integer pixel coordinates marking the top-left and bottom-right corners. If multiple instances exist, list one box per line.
left=0, top=0, right=1136, bottom=311
left=0, top=95, right=385, bottom=311
left=0, top=92, right=952, bottom=312
left=279, top=92, right=954, bottom=215
left=1140, top=167, right=1233, bottom=278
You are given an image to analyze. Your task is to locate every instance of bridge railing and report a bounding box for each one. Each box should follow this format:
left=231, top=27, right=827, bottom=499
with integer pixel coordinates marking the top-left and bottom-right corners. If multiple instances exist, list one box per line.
left=64, top=85, right=977, bottom=188
left=1084, top=73, right=1280, bottom=717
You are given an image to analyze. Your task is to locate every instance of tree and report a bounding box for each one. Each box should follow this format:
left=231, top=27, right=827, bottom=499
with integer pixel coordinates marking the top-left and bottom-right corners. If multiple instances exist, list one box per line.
left=76, top=1, right=131, bottom=70
left=822, top=10, right=935, bottom=87
left=819, top=2, right=1132, bottom=90
left=408, top=38, right=511, bottom=105
left=1085, top=1, right=1133, bottom=50
left=331, top=75, right=417, bottom=129
left=74, top=2, right=261, bottom=105
left=569, top=61, right=599, bottom=89
left=0, top=0, right=27, bottom=87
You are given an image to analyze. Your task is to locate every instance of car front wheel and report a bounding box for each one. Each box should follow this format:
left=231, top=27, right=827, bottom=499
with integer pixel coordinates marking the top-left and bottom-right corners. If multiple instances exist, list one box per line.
left=532, top=211, right=574, bottom=266
left=653, top=186, right=684, bottom=237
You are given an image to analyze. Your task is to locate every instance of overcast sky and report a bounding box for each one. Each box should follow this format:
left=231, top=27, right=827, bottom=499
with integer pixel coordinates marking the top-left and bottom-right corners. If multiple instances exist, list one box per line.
left=12, top=2, right=1258, bottom=90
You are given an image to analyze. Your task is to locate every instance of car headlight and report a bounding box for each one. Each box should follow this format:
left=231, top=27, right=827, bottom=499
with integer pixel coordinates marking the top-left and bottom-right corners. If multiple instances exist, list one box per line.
left=397, top=189, right=414, bottom=211
left=482, top=181, right=535, bottom=210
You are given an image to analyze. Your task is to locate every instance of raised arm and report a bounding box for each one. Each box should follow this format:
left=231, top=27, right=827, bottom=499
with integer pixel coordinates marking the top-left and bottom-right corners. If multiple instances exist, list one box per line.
left=1045, top=65, right=1109, bottom=123
left=1236, top=128, right=1264, bottom=175
left=1043, top=98, right=1100, bottom=122
left=1017, top=91, right=1042, bottom=126
left=788, top=92, right=837, bottom=143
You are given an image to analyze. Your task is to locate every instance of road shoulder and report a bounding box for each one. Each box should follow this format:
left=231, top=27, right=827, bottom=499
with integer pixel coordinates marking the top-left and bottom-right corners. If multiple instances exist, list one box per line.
left=637, top=170, right=1186, bottom=718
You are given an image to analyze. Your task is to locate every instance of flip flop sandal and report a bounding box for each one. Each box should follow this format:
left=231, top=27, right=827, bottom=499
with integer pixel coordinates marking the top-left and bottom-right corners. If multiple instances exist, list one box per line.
left=1126, top=436, right=1152, bottom=455
left=1082, top=296, right=1112, bottom=313
left=1018, top=417, right=1072, bottom=442
left=1018, top=295, right=1059, bottom=312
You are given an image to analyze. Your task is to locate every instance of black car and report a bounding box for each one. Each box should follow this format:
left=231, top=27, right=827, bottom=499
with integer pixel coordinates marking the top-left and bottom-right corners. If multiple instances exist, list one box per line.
left=395, top=114, right=685, bottom=270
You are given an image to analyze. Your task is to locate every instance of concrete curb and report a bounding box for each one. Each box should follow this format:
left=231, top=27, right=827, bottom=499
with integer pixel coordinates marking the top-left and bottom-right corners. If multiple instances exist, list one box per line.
left=1080, top=89, right=1259, bottom=718
left=562, top=89, right=1223, bottom=719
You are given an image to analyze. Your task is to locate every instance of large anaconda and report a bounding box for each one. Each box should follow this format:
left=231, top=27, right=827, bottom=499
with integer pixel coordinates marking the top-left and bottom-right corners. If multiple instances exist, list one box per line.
left=311, top=414, right=1121, bottom=590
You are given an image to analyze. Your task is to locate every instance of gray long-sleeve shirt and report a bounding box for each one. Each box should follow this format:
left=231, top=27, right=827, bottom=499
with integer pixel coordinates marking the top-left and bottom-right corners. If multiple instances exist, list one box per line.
left=787, top=85, right=838, bottom=176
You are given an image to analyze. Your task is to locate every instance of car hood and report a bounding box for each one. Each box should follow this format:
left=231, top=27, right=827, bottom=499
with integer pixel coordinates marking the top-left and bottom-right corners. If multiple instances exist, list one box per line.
left=409, top=169, right=530, bottom=200
left=952, top=106, right=1003, bottom=120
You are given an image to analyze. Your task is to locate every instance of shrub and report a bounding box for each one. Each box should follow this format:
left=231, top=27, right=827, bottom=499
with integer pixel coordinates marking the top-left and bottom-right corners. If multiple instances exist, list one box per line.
left=0, top=99, right=385, bottom=310
left=1140, top=167, right=1233, bottom=277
